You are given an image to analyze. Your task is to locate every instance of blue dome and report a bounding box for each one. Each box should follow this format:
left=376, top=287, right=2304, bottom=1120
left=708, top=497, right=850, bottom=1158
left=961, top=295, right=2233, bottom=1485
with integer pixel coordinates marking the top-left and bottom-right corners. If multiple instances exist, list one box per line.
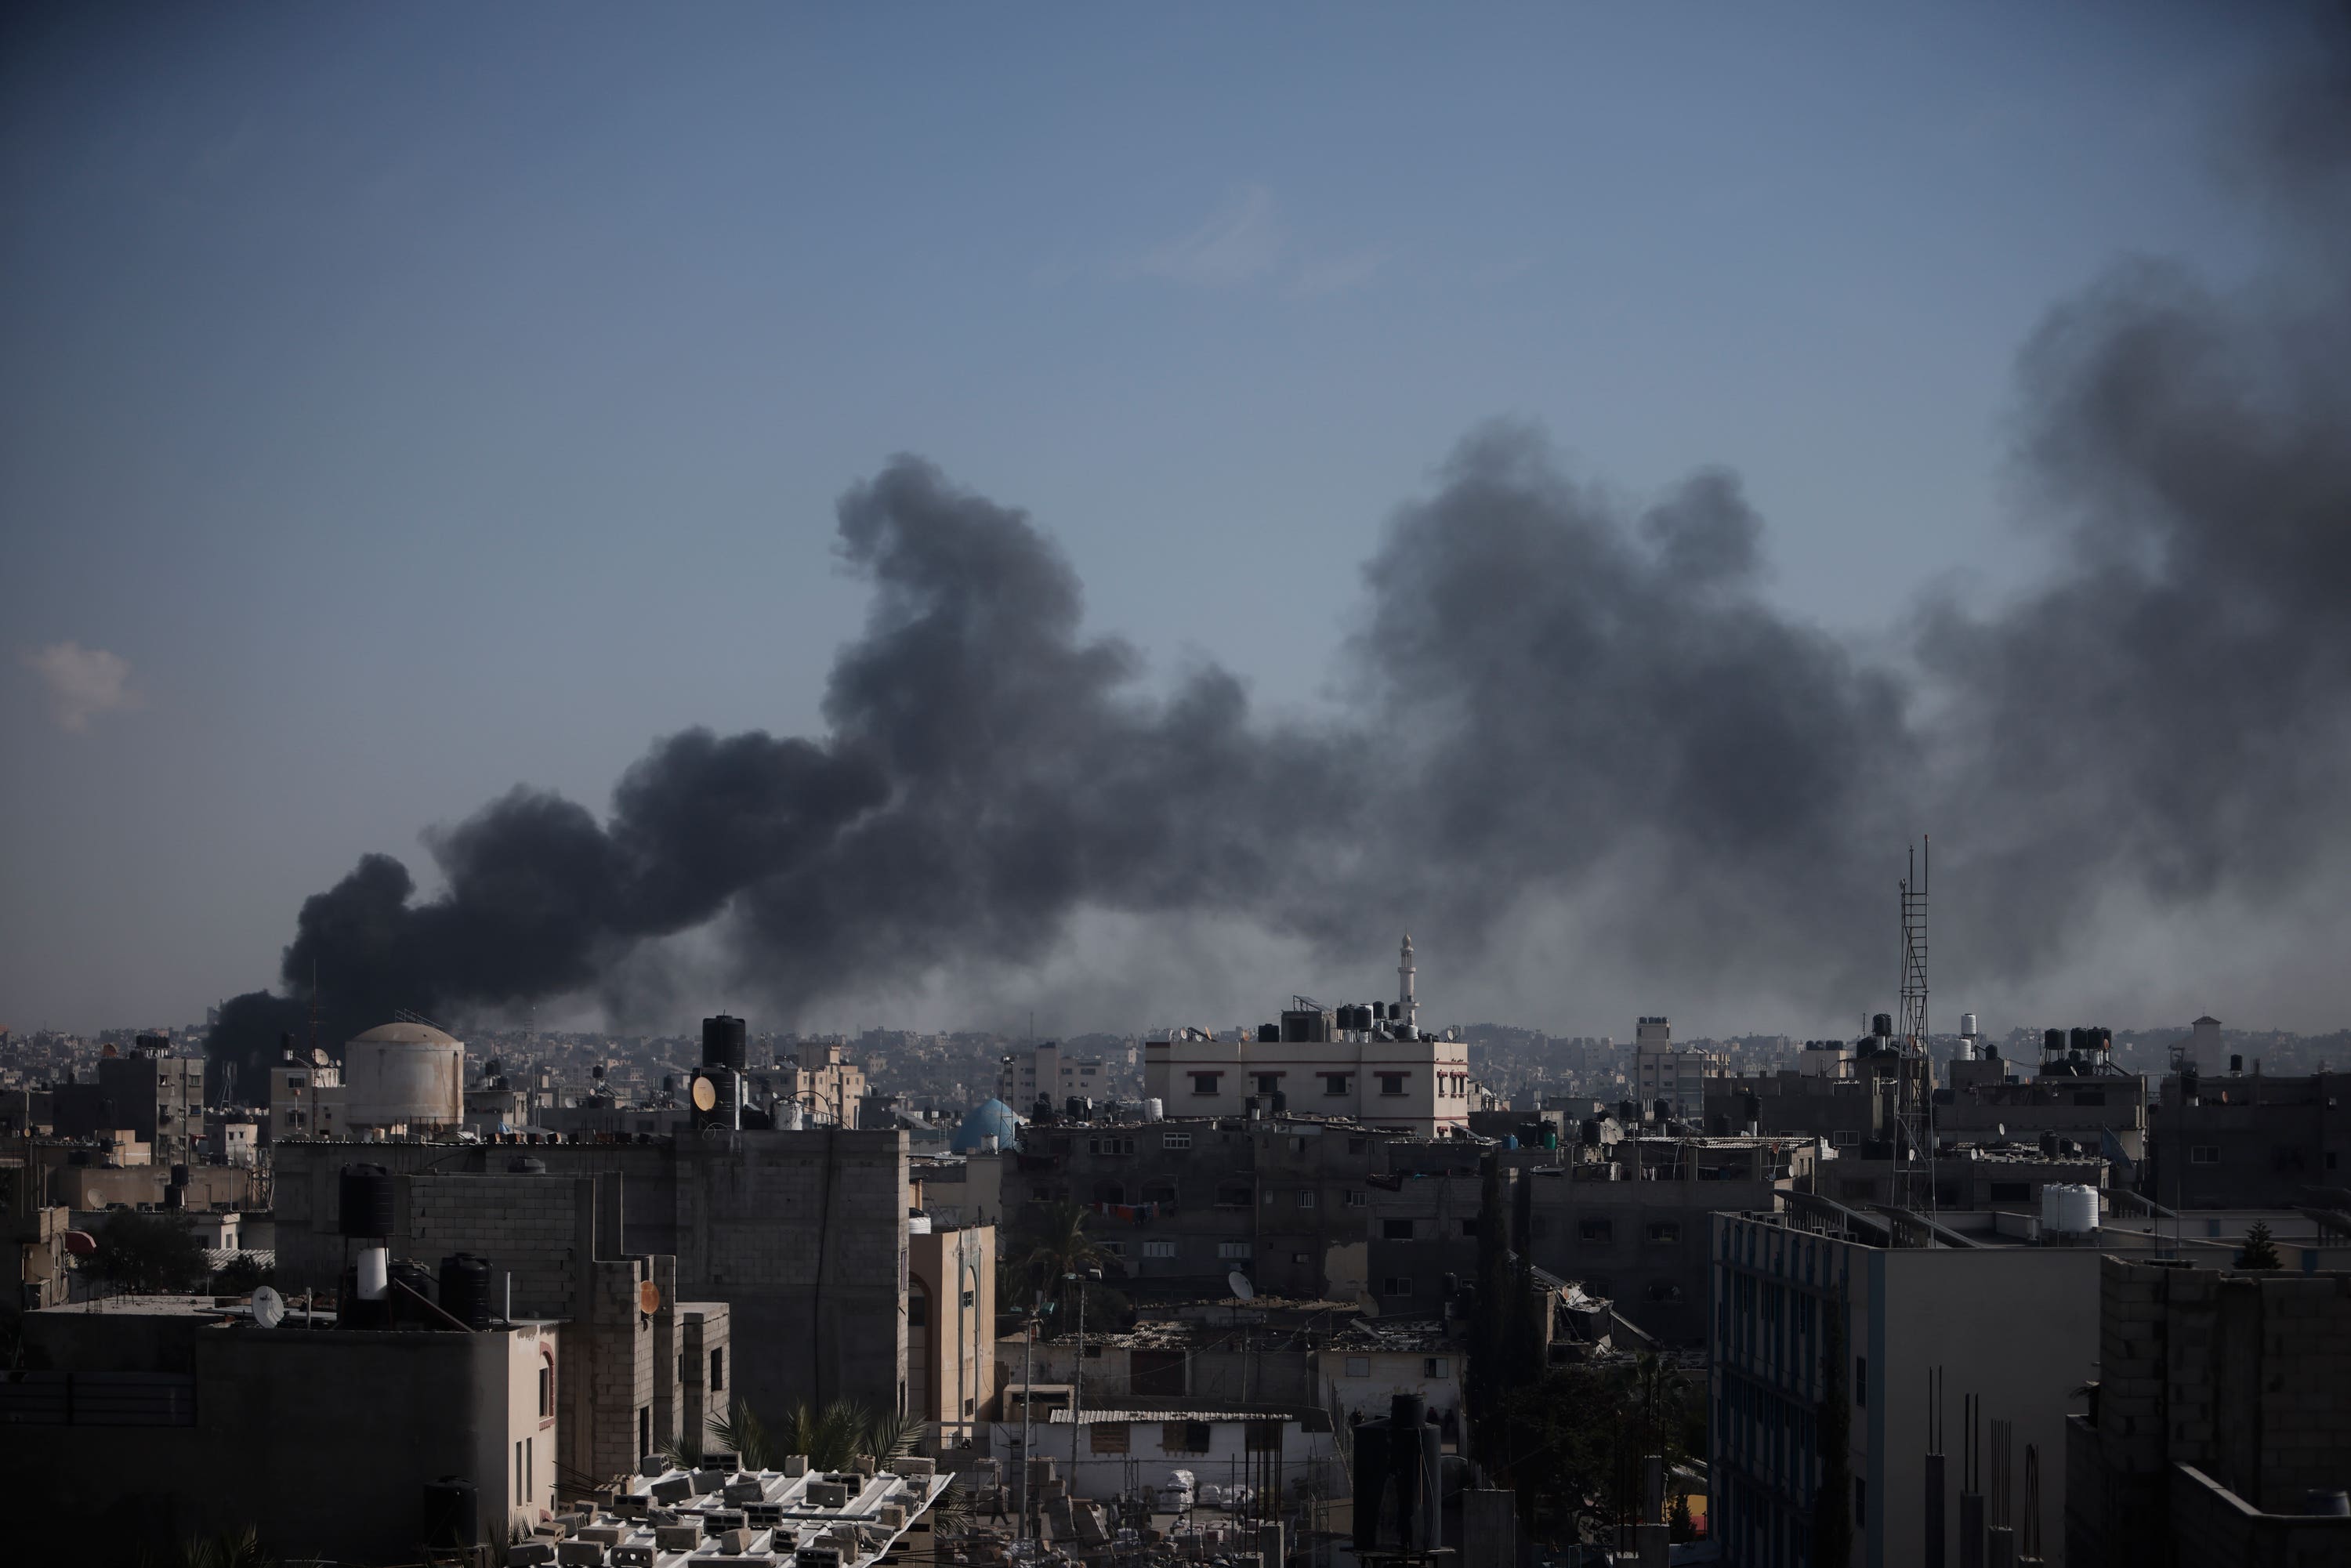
left=951, top=1098, right=1023, bottom=1153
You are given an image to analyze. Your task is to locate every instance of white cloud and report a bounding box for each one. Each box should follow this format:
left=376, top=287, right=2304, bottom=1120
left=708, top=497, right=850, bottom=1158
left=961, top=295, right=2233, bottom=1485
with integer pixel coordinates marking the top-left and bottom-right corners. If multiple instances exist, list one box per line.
left=1136, top=184, right=1285, bottom=288
left=24, top=641, right=139, bottom=733
left=1127, top=186, right=1385, bottom=296
left=1291, top=246, right=1389, bottom=298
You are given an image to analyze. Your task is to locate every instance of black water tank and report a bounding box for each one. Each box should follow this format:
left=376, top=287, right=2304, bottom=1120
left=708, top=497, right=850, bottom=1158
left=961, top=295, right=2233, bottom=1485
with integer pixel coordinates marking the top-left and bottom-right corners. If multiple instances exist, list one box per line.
left=168, top=1163, right=190, bottom=1187
left=339, top=1163, right=396, bottom=1238
left=1389, top=1394, right=1427, bottom=1546
left=2070, top=1027, right=2090, bottom=1053
left=1258, top=1023, right=1281, bottom=1044
left=1371, top=1000, right=1388, bottom=1020
left=422, top=1476, right=479, bottom=1547
left=701, top=1014, right=749, bottom=1072
left=1618, top=1100, right=1639, bottom=1124
left=2044, top=1027, right=2067, bottom=1055
left=1350, top=1415, right=1389, bottom=1551
left=1270, top=1091, right=1288, bottom=1115
left=439, top=1253, right=491, bottom=1329
left=1871, top=1012, right=1893, bottom=1038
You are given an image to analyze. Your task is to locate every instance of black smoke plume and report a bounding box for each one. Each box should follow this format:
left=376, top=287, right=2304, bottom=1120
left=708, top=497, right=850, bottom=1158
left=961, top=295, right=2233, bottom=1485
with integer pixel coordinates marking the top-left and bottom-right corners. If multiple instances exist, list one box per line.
left=208, top=25, right=2351, bottom=1088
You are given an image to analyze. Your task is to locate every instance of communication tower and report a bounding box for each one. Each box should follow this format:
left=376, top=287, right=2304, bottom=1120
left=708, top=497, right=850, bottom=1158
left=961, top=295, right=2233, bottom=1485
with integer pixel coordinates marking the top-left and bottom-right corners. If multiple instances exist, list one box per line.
left=1896, top=836, right=1936, bottom=1214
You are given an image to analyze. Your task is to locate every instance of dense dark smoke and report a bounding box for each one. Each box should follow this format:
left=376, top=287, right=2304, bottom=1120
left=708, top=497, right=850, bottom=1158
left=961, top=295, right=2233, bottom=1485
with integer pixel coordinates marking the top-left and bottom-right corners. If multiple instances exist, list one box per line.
left=208, top=24, right=2351, bottom=1087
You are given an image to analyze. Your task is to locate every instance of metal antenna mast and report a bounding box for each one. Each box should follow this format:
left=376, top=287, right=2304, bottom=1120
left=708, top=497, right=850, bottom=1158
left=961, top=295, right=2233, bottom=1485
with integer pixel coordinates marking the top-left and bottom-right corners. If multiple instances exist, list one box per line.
left=1898, top=837, right=1936, bottom=1215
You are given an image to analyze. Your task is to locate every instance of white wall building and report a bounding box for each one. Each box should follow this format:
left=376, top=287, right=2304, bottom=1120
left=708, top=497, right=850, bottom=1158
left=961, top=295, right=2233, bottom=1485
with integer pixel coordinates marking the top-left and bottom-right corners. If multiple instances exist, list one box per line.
left=998, top=1041, right=1106, bottom=1113
left=1143, top=939, right=1474, bottom=1137
left=1634, top=1017, right=1714, bottom=1120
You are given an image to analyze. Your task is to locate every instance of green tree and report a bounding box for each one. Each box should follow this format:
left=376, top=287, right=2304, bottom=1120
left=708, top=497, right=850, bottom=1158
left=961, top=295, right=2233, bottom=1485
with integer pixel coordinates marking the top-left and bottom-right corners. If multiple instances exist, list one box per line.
left=2240, top=1220, right=2282, bottom=1270
left=213, top=1255, right=274, bottom=1293
left=85, top=1211, right=211, bottom=1295
left=1002, top=1201, right=1107, bottom=1316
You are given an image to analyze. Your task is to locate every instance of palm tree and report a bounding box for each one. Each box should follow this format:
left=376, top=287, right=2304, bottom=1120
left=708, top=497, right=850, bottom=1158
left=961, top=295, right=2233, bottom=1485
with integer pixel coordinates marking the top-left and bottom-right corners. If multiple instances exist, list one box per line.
left=1006, top=1201, right=1106, bottom=1313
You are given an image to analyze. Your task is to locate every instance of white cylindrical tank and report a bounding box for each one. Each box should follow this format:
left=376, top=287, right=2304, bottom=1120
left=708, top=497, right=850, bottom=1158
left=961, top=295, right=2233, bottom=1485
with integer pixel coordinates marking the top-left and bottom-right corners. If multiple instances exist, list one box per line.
left=342, top=1022, right=465, bottom=1130
left=1143, top=1097, right=1165, bottom=1122
left=2041, top=1183, right=2099, bottom=1237
left=907, top=1214, right=933, bottom=1236
left=355, top=1246, right=389, bottom=1301
left=1961, top=1012, right=1979, bottom=1038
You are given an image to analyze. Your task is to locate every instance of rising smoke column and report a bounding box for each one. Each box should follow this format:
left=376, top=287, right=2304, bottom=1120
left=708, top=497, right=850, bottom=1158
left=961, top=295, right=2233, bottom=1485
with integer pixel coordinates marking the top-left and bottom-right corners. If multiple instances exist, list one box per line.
left=207, top=20, right=2351, bottom=1089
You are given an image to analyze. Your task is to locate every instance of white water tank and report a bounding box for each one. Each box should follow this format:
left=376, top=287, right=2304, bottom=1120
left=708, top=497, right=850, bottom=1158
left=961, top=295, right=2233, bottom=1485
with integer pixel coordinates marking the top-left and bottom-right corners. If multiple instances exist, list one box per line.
left=1143, top=1098, right=1165, bottom=1122
left=2041, top=1182, right=2099, bottom=1237
left=342, top=1022, right=465, bottom=1130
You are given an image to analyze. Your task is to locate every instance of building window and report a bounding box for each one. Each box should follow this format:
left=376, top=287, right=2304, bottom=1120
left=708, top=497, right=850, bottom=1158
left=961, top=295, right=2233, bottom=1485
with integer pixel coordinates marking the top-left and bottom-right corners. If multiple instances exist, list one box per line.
left=1382, top=1276, right=1414, bottom=1295
left=1095, top=1181, right=1128, bottom=1205
left=1217, top=1182, right=1252, bottom=1208
left=538, top=1363, right=552, bottom=1419
left=1459, top=1218, right=1479, bottom=1237
left=2190, top=1146, right=2220, bottom=1164
left=1162, top=1132, right=1194, bottom=1150
left=1218, top=1241, right=1251, bottom=1260
left=1164, top=1421, right=1211, bottom=1454
left=961, top=1288, right=975, bottom=1306
left=1091, top=1421, right=1131, bottom=1454
left=711, top=1349, right=725, bottom=1392
left=1143, top=1240, right=1178, bottom=1258
left=1345, top=1356, right=1371, bottom=1378
left=1830, top=1130, right=1858, bottom=1146
left=1099, top=1240, right=1126, bottom=1258
left=1377, top=1074, right=1407, bottom=1097
left=907, top=1292, right=929, bottom=1329
left=1579, top=1219, right=1613, bottom=1244
left=1382, top=1219, right=1415, bottom=1240
left=1255, top=1074, right=1281, bottom=1095
left=1646, top=1222, right=1680, bottom=1244
left=1297, top=1190, right=1317, bottom=1208
left=1425, top=1357, right=1450, bottom=1378
left=1855, top=1356, right=1867, bottom=1407
left=1345, top=1190, right=1366, bottom=1208
left=1190, top=1074, right=1221, bottom=1095
left=1324, top=1074, right=1352, bottom=1095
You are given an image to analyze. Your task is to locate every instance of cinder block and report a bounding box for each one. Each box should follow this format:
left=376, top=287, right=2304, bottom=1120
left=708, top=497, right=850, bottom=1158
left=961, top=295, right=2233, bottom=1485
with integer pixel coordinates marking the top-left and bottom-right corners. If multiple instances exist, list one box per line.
left=555, top=1544, right=606, bottom=1568
left=656, top=1526, right=703, bottom=1551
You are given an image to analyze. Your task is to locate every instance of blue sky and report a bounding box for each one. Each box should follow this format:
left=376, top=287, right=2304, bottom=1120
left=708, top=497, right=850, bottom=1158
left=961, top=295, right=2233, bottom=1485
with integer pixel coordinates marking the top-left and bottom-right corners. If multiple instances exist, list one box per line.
left=0, top=3, right=2301, bottom=1030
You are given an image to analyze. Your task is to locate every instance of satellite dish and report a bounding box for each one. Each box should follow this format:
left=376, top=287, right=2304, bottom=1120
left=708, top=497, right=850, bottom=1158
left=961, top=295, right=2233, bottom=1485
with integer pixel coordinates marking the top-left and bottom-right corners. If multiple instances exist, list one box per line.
left=1353, top=1287, right=1381, bottom=1320
left=690, top=1075, right=718, bottom=1113
left=638, top=1279, right=662, bottom=1315
left=252, top=1286, right=286, bottom=1329
left=1227, top=1271, right=1255, bottom=1302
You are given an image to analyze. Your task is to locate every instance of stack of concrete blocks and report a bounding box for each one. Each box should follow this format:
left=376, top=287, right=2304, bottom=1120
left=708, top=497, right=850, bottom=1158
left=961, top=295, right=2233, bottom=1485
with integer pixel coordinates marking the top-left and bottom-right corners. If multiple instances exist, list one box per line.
left=673, top=1131, right=909, bottom=1418
left=2067, top=1256, right=2351, bottom=1568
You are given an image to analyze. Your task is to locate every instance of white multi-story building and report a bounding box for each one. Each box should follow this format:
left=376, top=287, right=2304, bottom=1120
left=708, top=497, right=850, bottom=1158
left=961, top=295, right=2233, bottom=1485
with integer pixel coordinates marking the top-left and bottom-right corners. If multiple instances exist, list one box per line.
left=267, top=1052, right=345, bottom=1143
left=1142, top=937, right=1475, bottom=1137
left=997, top=1040, right=1106, bottom=1113
left=1634, top=1017, right=1716, bottom=1121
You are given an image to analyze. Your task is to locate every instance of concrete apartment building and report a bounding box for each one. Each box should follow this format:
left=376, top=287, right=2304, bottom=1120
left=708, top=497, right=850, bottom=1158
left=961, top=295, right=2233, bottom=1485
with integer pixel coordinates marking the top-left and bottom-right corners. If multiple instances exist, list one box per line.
left=1708, top=1208, right=2105, bottom=1568
left=268, top=1051, right=345, bottom=1142
left=272, top=1126, right=909, bottom=1420
left=778, top=1039, right=870, bottom=1128
left=1633, top=1016, right=1716, bottom=1121
left=8, top=1295, right=560, bottom=1559
left=2067, top=1256, right=2351, bottom=1567
left=2146, top=1067, right=2348, bottom=1208
left=998, top=1040, right=1107, bottom=1114
left=1520, top=1134, right=1804, bottom=1343
left=1144, top=940, right=1476, bottom=1138
left=49, top=1039, right=205, bottom=1168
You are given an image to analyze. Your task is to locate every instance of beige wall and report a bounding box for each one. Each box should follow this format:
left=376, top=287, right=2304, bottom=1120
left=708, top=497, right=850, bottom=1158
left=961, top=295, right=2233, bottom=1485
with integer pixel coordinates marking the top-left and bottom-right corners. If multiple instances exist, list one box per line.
left=910, top=1223, right=996, bottom=1437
